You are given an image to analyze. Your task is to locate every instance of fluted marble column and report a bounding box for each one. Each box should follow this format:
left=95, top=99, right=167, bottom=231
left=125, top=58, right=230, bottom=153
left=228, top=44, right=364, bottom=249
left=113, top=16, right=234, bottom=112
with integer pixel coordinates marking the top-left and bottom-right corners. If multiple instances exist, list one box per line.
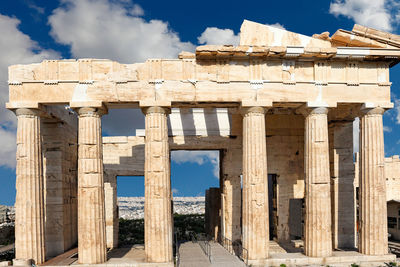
left=14, top=108, right=45, bottom=265
left=143, top=107, right=173, bottom=263
left=242, top=107, right=269, bottom=261
left=303, top=107, right=332, bottom=257
left=77, top=107, right=107, bottom=264
left=359, top=107, right=388, bottom=255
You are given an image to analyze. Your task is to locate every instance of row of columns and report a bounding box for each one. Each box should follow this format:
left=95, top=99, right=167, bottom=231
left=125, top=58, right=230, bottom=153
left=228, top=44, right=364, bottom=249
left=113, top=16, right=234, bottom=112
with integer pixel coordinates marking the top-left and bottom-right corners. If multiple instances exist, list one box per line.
left=13, top=104, right=388, bottom=264
left=241, top=106, right=387, bottom=261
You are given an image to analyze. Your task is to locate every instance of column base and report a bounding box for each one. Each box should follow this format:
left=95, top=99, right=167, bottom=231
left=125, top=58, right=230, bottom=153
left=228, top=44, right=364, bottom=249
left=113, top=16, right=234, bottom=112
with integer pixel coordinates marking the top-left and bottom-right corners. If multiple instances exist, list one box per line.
left=12, top=259, right=32, bottom=266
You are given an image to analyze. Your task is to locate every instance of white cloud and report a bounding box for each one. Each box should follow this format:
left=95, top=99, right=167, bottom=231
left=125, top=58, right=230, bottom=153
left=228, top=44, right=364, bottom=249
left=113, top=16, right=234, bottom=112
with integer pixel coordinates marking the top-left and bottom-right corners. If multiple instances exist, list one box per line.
left=393, top=96, right=400, bottom=124
left=27, top=2, right=45, bottom=15
left=171, top=150, right=220, bottom=178
left=0, top=14, right=59, bottom=169
left=130, top=4, right=144, bottom=16
left=383, top=125, right=392, bottom=132
left=198, top=27, right=240, bottom=45
left=329, top=0, right=399, bottom=32
left=0, top=127, right=17, bottom=169
left=48, top=0, right=195, bottom=63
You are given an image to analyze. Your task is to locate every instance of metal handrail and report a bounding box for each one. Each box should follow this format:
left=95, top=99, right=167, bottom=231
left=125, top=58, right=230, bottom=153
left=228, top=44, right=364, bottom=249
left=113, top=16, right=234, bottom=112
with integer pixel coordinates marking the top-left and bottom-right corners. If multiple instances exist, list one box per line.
left=220, top=235, right=249, bottom=266
left=190, top=232, right=212, bottom=263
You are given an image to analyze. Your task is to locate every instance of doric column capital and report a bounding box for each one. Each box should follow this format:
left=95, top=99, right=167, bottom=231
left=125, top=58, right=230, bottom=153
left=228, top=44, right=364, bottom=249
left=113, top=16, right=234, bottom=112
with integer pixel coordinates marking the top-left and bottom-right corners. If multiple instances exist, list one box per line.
left=360, top=107, right=385, bottom=116
left=77, top=107, right=107, bottom=117
left=142, top=106, right=171, bottom=115
left=300, top=106, right=329, bottom=117
left=15, top=108, right=43, bottom=117
left=240, top=106, right=268, bottom=116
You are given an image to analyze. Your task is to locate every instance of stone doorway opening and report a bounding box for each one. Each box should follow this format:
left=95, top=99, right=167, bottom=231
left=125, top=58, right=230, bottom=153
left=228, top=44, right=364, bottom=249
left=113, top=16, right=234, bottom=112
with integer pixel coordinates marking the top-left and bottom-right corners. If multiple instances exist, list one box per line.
left=116, top=176, right=145, bottom=247
left=170, top=150, right=221, bottom=242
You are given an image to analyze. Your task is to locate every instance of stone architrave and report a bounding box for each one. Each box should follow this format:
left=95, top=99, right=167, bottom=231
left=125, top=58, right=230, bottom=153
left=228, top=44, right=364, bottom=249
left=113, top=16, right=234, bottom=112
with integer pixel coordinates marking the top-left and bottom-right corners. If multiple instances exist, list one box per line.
left=77, top=107, right=107, bottom=264
left=359, top=107, right=388, bottom=255
left=143, top=106, right=173, bottom=263
left=14, top=108, right=46, bottom=264
left=303, top=107, right=332, bottom=257
left=242, top=106, right=269, bottom=261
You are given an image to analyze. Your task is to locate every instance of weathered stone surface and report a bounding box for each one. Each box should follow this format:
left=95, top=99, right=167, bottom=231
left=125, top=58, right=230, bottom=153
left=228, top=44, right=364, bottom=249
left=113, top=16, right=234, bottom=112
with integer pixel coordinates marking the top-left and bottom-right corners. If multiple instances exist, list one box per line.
left=42, top=117, right=78, bottom=258
left=242, top=107, right=269, bottom=261
left=221, top=146, right=242, bottom=243
left=14, top=108, right=45, bottom=264
left=144, top=107, right=173, bottom=263
left=359, top=107, right=388, bottom=255
left=385, top=155, right=400, bottom=201
left=205, top=188, right=221, bottom=241
left=240, top=20, right=332, bottom=47
left=7, top=19, right=399, bottom=111
left=352, top=24, right=400, bottom=48
left=104, top=175, right=118, bottom=249
left=329, top=121, right=355, bottom=249
left=77, top=107, right=107, bottom=264
left=303, top=107, right=332, bottom=257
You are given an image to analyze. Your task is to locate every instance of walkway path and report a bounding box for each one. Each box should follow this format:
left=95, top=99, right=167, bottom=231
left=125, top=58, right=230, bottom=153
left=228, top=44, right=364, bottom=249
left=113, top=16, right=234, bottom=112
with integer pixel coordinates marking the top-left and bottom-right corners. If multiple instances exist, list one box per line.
left=179, top=241, right=246, bottom=267
left=209, top=242, right=246, bottom=267
left=179, top=241, right=211, bottom=267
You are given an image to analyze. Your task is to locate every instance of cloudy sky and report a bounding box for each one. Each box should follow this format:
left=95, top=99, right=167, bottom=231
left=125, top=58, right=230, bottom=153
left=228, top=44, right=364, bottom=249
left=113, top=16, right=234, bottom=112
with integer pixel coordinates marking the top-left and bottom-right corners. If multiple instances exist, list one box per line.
left=1, top=0, right=400, bottom=205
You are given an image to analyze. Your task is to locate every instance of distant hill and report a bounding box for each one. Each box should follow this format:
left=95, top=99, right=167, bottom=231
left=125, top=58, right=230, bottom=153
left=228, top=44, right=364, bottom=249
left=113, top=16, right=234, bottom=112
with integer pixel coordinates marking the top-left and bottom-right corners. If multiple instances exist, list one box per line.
left=0, top=197, right=205, bottom=222
left=118, top=197, right=205, bottom=219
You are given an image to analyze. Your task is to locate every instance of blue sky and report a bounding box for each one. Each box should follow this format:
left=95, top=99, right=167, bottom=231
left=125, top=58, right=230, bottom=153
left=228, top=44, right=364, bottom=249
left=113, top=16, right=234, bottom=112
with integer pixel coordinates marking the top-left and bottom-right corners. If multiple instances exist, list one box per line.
left=1, top=0, right=400, bottom=205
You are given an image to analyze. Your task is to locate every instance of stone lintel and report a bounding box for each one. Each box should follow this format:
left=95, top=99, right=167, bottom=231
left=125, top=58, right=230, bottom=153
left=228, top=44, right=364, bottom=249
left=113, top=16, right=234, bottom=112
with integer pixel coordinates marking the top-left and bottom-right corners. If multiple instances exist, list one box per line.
left=306, top=101, right=333, bottom=108
left=139, top=100, right=171, bottom=108
left=69, top=101, right=104, bottom=108
left=241, top=100, right=272, bottom=108
left=6, top=101, right=41, bottom=110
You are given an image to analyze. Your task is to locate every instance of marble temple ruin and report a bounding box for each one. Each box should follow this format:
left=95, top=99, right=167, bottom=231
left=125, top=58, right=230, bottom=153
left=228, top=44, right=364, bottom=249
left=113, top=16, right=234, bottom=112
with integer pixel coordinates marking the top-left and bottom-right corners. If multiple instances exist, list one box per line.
left=6, top=20, right=400, bottom=266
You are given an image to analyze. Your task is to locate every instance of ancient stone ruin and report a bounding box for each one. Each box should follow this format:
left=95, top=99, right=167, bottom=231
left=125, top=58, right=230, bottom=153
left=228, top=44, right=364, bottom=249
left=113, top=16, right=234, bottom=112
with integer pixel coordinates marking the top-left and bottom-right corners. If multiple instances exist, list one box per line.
left=6, top=20, right=400, bottom=266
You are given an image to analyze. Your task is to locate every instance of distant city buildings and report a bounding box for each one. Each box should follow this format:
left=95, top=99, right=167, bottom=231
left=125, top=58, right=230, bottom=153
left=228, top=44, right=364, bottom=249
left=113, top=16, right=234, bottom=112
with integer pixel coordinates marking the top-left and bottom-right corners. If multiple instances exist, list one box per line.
left=118, top=197, right=205, bottom=220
